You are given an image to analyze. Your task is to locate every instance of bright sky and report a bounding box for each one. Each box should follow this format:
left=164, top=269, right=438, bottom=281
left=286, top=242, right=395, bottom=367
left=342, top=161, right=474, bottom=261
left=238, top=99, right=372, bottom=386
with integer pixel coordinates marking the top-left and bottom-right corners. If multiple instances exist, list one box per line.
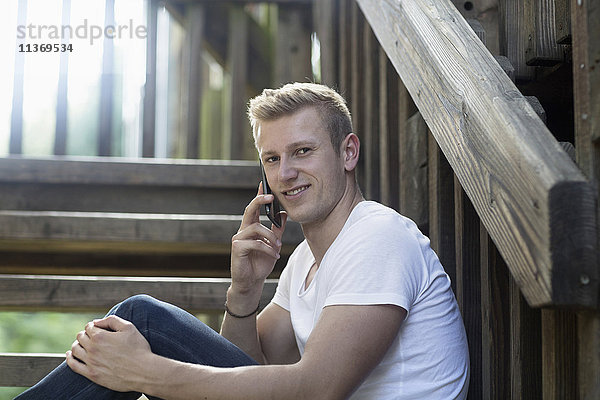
left=0, top=0, right=146, bottom=157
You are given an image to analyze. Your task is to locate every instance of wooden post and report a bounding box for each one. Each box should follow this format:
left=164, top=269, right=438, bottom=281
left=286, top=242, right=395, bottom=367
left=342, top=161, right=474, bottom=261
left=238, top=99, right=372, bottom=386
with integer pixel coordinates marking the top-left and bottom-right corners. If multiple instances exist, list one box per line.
left=400, top=112, right=428, bottom=233
left=572, top=0, right=600, bottom=398
left=228, top=6, right=249, bottom=160
left=363, top=24, right=380, bottom=201
left=350, top=1, right=365, bottom=190
left=378, top=48, right=400, bottom=210
left=141, top=0, right=158, bottom=157
left=454, top=180, right=482, bottom=398
left=338, top=0, right=351, bottom=98
left=428, top=134, right=455, bottom=287
left=54, top=0, right=71, bottom=156
left=9, top=0, right=27, bottom=155
left=183, top=4, right=204, bottom=159
left=509, top=274, right=542, bottom=399
left=498, top=0, right=535, bottom=80
left=480, top=227, right=510, bottom=399
left=277, top=3, right=312, bottom=86
left=541, top=309, right=578, bottom=399
left=526, top=0, right=563, bottom=66
left=554, top=0, right=571, bottom=44
left=313, top=0, right=336, bottom=86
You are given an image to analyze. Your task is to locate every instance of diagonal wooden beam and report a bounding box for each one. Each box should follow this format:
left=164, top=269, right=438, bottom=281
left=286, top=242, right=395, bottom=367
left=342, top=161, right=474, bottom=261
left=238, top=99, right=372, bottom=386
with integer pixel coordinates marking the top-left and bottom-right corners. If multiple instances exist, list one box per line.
left=357, top=0, right=597, bottom=307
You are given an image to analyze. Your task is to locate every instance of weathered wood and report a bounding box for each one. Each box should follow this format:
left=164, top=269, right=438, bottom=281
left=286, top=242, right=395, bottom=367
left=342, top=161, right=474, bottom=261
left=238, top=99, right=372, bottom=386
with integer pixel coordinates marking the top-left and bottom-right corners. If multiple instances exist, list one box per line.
left=200, top=4, right=272, bottom=92
left=10, top=0, right=27, bottom=155
left=0, top=157, right=260, bottom=187
left=350, top=1, right=365, bottom=190
left=498, top=0, right=535, bottom=80
left=400, top=112, right=428, bottom=232
left=554, top=0, right=571, bottom=44
left=427, top=134, right=455, bottom=287
left=0, top=275, right=278, bottom=312
left=0, top=211, right=303, bottom=254
left=358, top=0, right=597, bottom=307
left=454, top=180, right=481, bottom=398
left=183, top=3, right=205, bottom=159
left=228, top=5, right=249, bottom=160
left=379, top=48, right=400, bottom=210
left=572, top=0, right=600, bottom=397
left=276, top=3, right=312, bottom=85
left=526, top=0, right=563, bottom=67
left=467, top=18, right=486, bottom=44
left=509, top=273, right=542, bottom=399
left=313, top=0, right=336, bottom=86
left=338, top=0, right=351, bottom=96
left=363, top=24, right=380, bottom=201
left=480, top=227, right=510, bottom=399
left=495, top=55, right=515, bottom=82
left=454, top=0, right=500, bottom=55
left=0, top=353, right=64, bottom=387
left=142, top=0, right=158, bottom=157
left=0, top=158, right=261, bottom=215
left=542, top=309, right=578, bottom=399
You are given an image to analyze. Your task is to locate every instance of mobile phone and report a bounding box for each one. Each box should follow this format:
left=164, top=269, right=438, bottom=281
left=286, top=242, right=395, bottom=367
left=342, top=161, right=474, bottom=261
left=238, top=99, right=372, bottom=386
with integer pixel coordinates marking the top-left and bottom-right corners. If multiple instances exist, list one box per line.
left=260, top=162, right=282, bottom=228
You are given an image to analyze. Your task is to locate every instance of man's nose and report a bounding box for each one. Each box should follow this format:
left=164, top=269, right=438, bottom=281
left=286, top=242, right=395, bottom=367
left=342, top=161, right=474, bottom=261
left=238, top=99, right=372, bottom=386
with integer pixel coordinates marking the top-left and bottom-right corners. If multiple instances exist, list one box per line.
left=278, top=158, right=299, bottom=182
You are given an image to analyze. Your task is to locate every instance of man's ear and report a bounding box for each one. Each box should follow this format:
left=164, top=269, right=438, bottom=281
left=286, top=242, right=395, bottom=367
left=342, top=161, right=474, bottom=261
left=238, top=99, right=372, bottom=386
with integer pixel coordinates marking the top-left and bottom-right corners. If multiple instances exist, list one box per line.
left=342, top=133, right=360, bottom=171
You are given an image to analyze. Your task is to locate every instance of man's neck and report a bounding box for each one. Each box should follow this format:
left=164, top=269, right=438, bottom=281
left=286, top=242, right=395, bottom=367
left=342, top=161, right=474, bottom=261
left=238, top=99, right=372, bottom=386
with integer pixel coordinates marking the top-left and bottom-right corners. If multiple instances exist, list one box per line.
left=302, top=184, right=364, bottom=266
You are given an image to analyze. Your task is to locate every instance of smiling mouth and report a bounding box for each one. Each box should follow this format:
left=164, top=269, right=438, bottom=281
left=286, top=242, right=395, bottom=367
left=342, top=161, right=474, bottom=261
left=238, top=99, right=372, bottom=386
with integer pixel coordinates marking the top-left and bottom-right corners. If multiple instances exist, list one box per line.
left=284, top=185, right=310, bottom=196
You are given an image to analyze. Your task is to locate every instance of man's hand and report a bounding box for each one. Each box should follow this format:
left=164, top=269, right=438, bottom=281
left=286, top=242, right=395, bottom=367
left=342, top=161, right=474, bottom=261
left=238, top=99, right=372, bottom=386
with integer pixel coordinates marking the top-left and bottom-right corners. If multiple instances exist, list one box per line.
left=66, top=315, right=153, bottom=393
left=230, top=183, right=287, bottom=296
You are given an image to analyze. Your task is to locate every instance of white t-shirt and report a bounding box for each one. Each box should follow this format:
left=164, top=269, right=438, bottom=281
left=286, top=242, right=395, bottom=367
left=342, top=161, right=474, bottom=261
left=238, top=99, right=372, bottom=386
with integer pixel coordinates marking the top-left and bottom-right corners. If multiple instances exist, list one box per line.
left=271, top=201, right=469, bottom=399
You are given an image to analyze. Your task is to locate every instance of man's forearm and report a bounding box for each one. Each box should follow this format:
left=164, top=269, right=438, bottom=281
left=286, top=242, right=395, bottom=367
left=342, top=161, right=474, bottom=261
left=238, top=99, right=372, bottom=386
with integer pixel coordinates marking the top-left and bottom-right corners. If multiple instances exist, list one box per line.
left=140, top=353, right=308, bottom=400
left=219, top=286, right=266, bottom=364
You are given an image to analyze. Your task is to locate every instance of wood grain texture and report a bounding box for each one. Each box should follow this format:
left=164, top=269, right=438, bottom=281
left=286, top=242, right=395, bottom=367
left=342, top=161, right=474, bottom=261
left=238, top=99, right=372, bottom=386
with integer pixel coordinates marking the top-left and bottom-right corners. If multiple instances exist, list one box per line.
left=0, top=275, right=277, bottom=312
left=0, top=157, right=260, bottom=187
left=0, top=212, right=304, bottom=254
left=401, top=112, right=428, bottom=232
left=0, top=353, right=64, bottom=387
left=357, top=0, right=597, bottom=307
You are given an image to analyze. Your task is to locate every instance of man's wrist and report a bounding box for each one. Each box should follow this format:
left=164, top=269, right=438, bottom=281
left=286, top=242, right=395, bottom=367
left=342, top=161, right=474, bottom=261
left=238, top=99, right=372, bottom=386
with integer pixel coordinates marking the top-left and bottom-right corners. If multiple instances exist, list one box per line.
left=226, top=285, right=263, bottom=317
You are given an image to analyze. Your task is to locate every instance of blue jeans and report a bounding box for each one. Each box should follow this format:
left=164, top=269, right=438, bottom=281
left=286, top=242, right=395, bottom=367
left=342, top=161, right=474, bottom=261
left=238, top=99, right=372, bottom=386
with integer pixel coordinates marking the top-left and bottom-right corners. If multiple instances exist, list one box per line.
left=15, top=295, right=258, bottom=399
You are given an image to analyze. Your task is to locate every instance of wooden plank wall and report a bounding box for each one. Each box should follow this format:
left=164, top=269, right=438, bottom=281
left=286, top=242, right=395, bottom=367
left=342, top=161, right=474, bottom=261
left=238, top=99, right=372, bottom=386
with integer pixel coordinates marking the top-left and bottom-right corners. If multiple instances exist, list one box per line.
left=317, top=0, right=599, bottom=398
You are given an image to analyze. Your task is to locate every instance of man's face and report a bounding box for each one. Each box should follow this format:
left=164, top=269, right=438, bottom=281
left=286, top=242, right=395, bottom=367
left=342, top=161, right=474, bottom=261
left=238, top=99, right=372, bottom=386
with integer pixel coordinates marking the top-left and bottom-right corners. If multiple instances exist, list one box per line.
left=256, top=107, right=348, bottom=226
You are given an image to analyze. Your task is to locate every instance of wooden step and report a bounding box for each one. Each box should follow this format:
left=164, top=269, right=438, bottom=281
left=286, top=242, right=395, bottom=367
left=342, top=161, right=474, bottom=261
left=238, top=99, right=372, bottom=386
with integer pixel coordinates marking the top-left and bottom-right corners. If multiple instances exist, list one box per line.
left=0, top=275, right=278, bottom=387
left=0, top=156, right=261, bottom=215
left=0, top=275, right=278, bottom=313
left=0, top=353, right=64, bottom=387
left=0, top=211, right=303, bottom=255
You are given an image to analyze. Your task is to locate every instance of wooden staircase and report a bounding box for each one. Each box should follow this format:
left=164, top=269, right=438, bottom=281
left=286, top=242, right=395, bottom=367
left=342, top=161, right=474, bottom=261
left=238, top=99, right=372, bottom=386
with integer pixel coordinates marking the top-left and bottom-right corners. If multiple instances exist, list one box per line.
left=0, top=156, right=302, bottom=388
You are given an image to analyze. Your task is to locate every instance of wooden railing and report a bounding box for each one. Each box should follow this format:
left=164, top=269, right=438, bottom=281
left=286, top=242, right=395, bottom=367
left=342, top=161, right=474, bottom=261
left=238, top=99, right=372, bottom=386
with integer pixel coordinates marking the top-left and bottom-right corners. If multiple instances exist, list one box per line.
left=314, top=0, right=598, bottom=398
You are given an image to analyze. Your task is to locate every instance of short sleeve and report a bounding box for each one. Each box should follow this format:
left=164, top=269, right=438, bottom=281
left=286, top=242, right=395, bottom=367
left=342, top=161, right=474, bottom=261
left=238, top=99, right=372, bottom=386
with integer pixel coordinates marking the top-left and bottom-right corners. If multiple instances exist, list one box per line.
left=322, top=213, right=429, bottom=315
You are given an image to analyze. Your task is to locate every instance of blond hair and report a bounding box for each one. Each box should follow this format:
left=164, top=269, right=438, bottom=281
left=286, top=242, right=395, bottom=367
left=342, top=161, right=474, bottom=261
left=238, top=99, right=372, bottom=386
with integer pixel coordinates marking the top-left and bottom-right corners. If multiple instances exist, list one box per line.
left=248, top=82, right=353, bottom=152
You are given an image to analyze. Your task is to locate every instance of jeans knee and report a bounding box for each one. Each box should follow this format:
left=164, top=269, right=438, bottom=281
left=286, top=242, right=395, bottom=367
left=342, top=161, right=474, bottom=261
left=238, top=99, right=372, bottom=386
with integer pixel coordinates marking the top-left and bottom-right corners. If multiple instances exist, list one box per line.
left=114, top=294, right=162, bottom=321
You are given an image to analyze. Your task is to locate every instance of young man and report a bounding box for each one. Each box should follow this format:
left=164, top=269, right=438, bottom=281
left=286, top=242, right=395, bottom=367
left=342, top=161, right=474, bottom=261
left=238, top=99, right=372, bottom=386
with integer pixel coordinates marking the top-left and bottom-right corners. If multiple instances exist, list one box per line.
left=17, top=83, right=469, bottom=399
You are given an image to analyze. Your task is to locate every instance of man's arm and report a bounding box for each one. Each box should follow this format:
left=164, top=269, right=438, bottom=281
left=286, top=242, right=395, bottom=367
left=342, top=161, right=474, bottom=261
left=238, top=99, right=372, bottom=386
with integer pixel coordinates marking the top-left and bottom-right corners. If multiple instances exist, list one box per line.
left=68, top=303, right=405, bottom=399
left=218, top=184, right=298, bottom=364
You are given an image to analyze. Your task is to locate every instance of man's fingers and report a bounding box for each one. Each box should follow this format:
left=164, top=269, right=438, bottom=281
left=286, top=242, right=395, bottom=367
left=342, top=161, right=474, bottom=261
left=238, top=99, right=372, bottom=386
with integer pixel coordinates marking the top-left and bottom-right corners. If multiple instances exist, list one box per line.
left=232, top=238, right=281, bottom=260
left=92, top=315, right=130, bottom=332
left=233, top=221, right=281, bottom=246
left=240, top=193, right=276, bottom=230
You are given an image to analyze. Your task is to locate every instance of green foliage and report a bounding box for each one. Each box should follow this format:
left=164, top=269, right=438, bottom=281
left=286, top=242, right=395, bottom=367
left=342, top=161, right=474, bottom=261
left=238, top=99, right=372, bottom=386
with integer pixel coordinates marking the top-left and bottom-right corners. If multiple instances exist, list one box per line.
left=0, top=311, right=101, bottom=399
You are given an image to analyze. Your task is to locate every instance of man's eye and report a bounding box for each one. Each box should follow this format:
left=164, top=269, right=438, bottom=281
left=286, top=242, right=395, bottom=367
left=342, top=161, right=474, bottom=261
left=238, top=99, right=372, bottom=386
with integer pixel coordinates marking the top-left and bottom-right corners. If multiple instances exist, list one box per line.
left=265, top=156, right=279, bottom=163
left=297, top=148, right=311, bottom=155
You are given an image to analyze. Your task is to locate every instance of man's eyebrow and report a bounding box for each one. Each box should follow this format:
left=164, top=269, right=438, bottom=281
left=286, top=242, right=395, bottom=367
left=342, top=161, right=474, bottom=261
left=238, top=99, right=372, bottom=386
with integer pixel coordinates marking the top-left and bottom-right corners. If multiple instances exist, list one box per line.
left=260, top=140, right=319, bottom=159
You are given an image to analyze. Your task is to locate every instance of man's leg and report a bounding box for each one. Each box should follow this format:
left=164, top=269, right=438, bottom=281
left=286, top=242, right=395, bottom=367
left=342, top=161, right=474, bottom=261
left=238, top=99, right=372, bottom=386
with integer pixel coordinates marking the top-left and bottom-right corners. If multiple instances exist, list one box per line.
left=16, top=295, right=258, bottom=399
